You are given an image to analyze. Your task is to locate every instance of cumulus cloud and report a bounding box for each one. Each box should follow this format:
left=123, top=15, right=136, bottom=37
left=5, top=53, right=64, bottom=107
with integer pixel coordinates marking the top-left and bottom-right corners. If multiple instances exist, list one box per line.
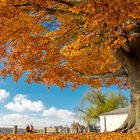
left=0, top=89, right=9, bottom=102
left=3, top=114, right=29, bottom=122
left=42, top=107, right=75, bottom=119
left=5, top=94, right=44, bottom=112
left=0, top=112, right=77, bottom=128
left=0, top=107, right=79, bottom=128
left=0, top=113, right=30, bottom=127
left=42, top=107, right=77, bottom=125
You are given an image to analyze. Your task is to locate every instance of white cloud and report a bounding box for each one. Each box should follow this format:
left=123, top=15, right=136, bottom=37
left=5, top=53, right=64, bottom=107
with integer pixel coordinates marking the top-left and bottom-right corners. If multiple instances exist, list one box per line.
left=5, top=94, right=44, bottom=112
left=42, top=107, right=75, bottom=119
left=0, top=89, right=9, bottom=102
left=3, top=94, right=79, bottom=127
left=42, top=107, right=77, bottom=125
left=0, top=113, right=30, bottom=127
left=3, top=114, right=29, bottom=122
left=0, top=107, right=79, bottom=128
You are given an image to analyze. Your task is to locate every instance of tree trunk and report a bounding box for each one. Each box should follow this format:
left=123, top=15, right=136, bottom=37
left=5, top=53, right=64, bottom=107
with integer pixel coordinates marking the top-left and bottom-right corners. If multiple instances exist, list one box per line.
left=111, top=30, right=140, bottom=132
left=115, top=57, right=140, bottom=132
left=115, top=90, right=140, bottom=132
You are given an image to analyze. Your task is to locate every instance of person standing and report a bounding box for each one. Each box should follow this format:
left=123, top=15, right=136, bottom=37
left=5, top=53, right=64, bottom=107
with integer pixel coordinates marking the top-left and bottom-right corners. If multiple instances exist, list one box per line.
left=25, top=125, right=30, bottom=132
left=30, top=125, right=34, bottom=132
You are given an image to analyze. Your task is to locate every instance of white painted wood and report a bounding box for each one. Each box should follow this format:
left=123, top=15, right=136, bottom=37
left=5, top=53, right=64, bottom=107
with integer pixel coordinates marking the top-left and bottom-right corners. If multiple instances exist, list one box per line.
left=99, top=114, right=127, bottom=132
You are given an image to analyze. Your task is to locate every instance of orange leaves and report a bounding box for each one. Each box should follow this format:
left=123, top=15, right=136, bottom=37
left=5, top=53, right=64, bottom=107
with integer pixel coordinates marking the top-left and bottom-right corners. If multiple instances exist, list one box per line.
left=1, top=132, right=140, bottom=140
left=0, top=47, right=6, bottom=58
left=113, top=36, right=127, bottom=49
left=1, top=0, right=139, bottom=89
left=60, top=35, right=82, bottom=57
left=0, top=0, right=7, bottom=7
left=60, top=34, right=101, bottom=57
left=70, top=6, right=81, bottom=14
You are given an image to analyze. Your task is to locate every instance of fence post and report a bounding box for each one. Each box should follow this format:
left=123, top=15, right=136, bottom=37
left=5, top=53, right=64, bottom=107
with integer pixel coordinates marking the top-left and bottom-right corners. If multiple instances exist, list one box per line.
left=13, top=125, right=17, bottom=134
left=66, top=127, right=69, bottom=133
left=44, top=127, right=47, bottom=134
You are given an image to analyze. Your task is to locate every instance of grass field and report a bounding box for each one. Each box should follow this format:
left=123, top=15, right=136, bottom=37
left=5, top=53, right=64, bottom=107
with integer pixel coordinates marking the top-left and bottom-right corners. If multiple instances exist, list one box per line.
left=0, top=132, right=140, bottom=140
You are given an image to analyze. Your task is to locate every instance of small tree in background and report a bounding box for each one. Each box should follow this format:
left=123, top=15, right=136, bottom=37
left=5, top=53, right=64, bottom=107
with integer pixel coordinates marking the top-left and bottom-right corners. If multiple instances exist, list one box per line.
left=77, top=89, right=128, bottom=124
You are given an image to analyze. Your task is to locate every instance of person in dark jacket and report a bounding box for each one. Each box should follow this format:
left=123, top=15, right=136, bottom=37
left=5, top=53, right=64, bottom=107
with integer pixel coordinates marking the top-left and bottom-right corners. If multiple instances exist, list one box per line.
left=25, top=125, right=31, bottom=132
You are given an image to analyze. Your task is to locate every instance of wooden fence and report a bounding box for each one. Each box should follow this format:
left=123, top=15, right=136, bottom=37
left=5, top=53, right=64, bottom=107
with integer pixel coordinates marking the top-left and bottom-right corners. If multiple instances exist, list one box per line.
left=9, top=125, right=69, bottom=134
left=3, top=125, right=87, bottom=134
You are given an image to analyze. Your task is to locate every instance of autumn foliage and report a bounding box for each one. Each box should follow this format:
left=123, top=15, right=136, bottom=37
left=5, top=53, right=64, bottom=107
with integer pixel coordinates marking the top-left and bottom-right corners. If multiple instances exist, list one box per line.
left=1, top=133, right=140, bottom=140
left=1, top=0, right=140, bottom=89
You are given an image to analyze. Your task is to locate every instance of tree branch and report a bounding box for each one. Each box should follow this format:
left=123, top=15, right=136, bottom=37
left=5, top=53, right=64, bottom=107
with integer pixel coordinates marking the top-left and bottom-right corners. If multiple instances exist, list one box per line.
left=68, top=66, right=127, bottom=79
left=44, top=28, right=73, bottom=46
left=14, top=0, right=74, bottom=7
left=110, top=47, right=131, bottom=69
left=14, top=3, right=78, bottom=16
left=14, top=2, right=93, bottom=16
left=14, top=3, right=31, bottom=7
left=77, top=107, right=87, bottom=115
left=122, top=44, right=131, bottom=52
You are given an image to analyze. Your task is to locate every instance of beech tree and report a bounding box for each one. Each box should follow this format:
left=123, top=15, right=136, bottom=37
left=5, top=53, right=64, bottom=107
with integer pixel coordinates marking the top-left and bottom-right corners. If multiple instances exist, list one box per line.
left=1, top=0, right=140, bottom=132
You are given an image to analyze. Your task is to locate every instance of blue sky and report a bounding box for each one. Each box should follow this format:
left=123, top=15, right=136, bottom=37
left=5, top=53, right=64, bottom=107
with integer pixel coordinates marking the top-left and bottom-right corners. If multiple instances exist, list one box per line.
left=0, top=76, right=88, bottom=128
left=0, top=75, right=130, bottom=129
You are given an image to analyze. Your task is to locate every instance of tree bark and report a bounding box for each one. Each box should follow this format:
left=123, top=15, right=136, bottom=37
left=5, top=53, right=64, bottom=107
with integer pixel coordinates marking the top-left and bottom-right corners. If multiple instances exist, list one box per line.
left=113, top=53, right=140, bottom=132
left=115, top=90, right=140, bottom=133
left=114, top=40, right=140, bottom=132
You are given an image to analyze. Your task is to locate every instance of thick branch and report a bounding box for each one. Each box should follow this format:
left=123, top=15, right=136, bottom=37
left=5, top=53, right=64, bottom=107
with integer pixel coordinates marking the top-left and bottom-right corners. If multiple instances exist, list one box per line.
left=14, top=2, right=93, bottom=16
left=110, top=47, right=131, bottom=69
left=118, top=22, right=140, bottom=53
left=14, top=0, right=74, bottom=7
left=122, top=44, right=131, bottom=52
left=14, top=3, right=68, bottom=14
left=14, top=3, right=78, bottom=15
left=68, top=67, right=127, bottom=79
left=14, top=3, right=31, bottom=7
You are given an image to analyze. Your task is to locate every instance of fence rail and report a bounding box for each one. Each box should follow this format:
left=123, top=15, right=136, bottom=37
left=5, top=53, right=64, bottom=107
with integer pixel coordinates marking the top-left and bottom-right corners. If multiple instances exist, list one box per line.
left=0, top=125, right=88, bottom=134
left=0, top=125, right=73, bottom=134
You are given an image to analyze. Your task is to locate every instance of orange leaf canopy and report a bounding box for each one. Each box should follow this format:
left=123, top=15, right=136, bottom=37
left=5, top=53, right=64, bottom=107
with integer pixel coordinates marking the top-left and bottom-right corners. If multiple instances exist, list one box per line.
left=1, top=0, right=139, bottom=89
